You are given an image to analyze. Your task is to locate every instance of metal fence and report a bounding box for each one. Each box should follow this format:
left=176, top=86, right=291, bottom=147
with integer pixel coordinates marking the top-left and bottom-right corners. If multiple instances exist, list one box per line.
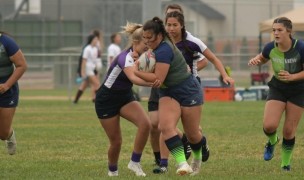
left=19, top=53, right=271, bottom=99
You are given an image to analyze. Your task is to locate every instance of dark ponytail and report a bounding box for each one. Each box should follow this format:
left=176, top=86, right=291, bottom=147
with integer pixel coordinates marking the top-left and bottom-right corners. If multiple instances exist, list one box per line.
left=86, top=34, right=97, bottom=45
left=143, top=16, right=174, bottom=45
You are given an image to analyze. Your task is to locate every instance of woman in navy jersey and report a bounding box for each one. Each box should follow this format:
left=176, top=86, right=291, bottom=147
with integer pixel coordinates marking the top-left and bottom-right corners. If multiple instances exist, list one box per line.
left=148, top=5, right=209, bottom=172
left=249, top=17, right=304, bottom=171
left=0, top=31, right=27, bottom=155
left=135, top=16, right=233, bottom=176
left=94, top=23, right=152, bottom=177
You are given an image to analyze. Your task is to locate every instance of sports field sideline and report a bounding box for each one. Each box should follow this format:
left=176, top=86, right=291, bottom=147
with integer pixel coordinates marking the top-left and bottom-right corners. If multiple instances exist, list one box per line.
left=1, top=89, right=304, bottom=179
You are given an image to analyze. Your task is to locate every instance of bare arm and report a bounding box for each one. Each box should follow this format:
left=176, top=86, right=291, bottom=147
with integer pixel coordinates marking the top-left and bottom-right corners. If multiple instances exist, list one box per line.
left=134, top=62, right=169, bottom=88
left=203, top=48, right=234, bottom=85
left=81, top=58, right=87, bottom=78
left=124, top=66, right=153, bottom=87
left=278, top=69, right=304, bottom=82
left=0, top=50, right=27, bottom=93
left=248, top=53, right=268, bottom=66
left=197, top=58, right=208, bottom=71
left=109, top=56, right=114, bottom=65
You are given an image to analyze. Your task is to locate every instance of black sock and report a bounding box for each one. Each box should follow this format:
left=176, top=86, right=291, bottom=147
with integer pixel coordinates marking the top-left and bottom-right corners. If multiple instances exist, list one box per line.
left=74, top=90, right=83, bottom=103
left=154, top=152, right=160, bottom=165
left=181, top=133, right=188, bottom=144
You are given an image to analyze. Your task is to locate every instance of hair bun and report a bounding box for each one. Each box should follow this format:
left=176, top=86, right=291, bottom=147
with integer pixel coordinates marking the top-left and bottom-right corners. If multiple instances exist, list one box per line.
left=152, top=17, right=163, bottom=24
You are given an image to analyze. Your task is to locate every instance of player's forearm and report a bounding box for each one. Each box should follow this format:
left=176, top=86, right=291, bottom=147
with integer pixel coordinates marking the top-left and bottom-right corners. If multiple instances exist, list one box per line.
left=134, top=71, right=157, bottom=82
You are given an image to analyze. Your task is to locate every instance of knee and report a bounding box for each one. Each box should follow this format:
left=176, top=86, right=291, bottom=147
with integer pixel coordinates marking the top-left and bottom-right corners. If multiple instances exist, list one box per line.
left=139, top=119, right=151, bottom=134
left=150, top=121, right=159, bottom=133
left=110, top=137, right=122, bottom=148
left=263, top=124, right=277, bottom=133
left=186, top=132, right=201, bottom=143
left=283, top=126, right=295, bottom=139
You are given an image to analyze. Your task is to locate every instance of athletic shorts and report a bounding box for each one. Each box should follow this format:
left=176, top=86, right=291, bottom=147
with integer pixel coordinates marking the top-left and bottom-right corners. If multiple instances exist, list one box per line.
left=148, top=88, right=160, bottom=112
left=0, top=81, right=19, bottom=108
left=85, top=63, right=97, bottom=77
left=159, top=75, right=203, bottom=107
left=267, top=77, right=304, bottom=107
left=95, top=85, right=135, bottom=119
left=196, top=76, right=201, bottom=84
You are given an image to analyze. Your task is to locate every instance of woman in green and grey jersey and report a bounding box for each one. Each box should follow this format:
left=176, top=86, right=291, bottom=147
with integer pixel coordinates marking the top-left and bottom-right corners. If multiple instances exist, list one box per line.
left=0, top=31, right=27, bottom=155
left=248, top=17, right=304, bottom=171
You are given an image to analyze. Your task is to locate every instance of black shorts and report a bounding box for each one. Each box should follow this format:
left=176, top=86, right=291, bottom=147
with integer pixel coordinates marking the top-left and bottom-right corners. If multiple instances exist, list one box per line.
left=148, top=88, right=160, bottom=112
left=267, top=77, right=304, bottom=107
left=0, top=76, right=19, bottom=108
left=95, top=85, right=135, bottom=119
left=159, top=75, right=203, bottom=107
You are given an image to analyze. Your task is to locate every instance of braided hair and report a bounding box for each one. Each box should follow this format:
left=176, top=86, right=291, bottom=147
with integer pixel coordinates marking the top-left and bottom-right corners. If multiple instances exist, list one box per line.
left=165, top=11, right=198, bottom=58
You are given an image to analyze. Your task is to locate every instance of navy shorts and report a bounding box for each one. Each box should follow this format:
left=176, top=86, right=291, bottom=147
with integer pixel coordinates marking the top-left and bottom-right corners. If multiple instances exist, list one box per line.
left=159, top=75, right=203, bottom=107
left=148, top=88, right=160, bottom=112
left=0, top=79, right=19, bottom=108
left=267, top=77, right=304, bottom=107
left=95, top=85, right=135, bottom=119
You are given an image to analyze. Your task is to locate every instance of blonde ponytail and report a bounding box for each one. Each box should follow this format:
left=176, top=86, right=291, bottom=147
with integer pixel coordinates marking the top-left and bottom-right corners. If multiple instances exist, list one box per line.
left=121, top=22, right=143, bottom=48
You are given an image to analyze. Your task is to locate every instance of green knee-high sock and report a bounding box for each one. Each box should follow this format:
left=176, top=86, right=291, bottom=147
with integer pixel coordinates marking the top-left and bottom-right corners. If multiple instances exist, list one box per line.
left=281, top=137, right=295, bottom=167
left=189, top=138, right=203, bottom=160
left=165, top=135, right=186, bottom=164
left=263, top=129, right=278, bottom=145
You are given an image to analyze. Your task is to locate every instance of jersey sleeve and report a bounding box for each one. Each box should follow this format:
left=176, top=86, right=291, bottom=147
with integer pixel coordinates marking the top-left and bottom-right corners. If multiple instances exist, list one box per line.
left=123, top=52, right=135, bottom=68
left=154, top=43, right=173, bottom=64
left=186, top=32, right=207, bottom=53
left=1, top=34, right=19, bottom=56
left=108, top=45, right=118, bottom=57
left=296, top=40, right=304, bottom=64
left=262, top=41, right=274, bottom=59
left=82, top=46, right=90, bottom=59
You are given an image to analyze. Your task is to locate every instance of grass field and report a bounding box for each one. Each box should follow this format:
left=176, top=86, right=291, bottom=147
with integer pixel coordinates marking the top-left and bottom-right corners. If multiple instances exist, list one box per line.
left=1, top=89, right=304, bottom=179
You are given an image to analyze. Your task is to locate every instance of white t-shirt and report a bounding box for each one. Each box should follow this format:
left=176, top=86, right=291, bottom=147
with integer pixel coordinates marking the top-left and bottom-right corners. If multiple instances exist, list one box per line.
left=107, top=43, right=121, bottom=69
left=82, top=45, right=98, bottom=76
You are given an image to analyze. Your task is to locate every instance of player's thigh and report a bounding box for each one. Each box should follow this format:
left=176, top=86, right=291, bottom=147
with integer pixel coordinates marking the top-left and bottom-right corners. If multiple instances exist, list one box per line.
left=263, top=100, right=285, bottom=129
left=120, top=101, right=150, bottom=128
left=88, top=75, right=100, bottom=90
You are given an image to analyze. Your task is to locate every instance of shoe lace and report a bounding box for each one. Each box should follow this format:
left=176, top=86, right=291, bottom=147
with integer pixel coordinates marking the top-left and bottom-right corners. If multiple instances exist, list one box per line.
left=191, top=160, right=201, bottom=171
left=202, top=144, right=209, bottom=153
left=6, top=140, right=15, bottom=148
left=265, top=142, right=273, bottom=153
left=133, top=163, right=144, bottom=174
left=160, top=166, right=168, bottom=172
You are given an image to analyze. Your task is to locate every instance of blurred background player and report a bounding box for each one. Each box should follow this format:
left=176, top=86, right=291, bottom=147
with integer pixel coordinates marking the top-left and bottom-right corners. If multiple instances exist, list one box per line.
left=0, top=31, right=27, bottom=155
left=73, top=30, right=103, bottom=103
left=107, top=32, right=122, bottom=70
left=80, top=34, right=101, bottom=102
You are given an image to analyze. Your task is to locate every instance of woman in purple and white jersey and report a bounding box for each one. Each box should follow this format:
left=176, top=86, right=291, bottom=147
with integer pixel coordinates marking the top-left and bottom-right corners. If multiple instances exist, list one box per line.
left=95, top=23, right=152, bottom=177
